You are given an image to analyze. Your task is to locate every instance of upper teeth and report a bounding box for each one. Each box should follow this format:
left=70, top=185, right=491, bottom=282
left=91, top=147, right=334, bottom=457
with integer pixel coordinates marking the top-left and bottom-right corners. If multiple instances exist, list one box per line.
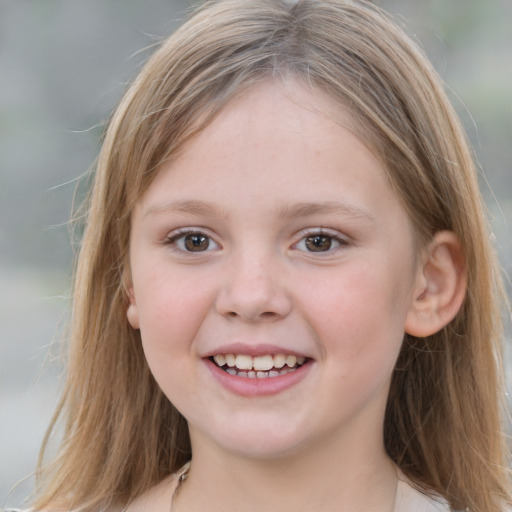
left=213, top=354, right=306, bottom=371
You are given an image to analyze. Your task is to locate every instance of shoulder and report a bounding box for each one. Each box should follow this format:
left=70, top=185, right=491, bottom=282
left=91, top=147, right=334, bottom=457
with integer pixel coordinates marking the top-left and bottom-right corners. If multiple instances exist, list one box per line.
left=123, top=463, right=189, bottom=512
left=395, top=476, right=512, bottom=512
left=395, top=478, right=451, bottom=512
left=2, top=467, right=187, bottom=512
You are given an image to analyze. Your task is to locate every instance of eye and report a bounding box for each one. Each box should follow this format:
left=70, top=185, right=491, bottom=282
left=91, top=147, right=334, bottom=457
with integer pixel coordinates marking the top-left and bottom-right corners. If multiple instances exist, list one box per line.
left=304, top=234, right=336, bottom=252
left=294, top=231, right=346, bottom=253
left=167, top=231, right=220, bottom=253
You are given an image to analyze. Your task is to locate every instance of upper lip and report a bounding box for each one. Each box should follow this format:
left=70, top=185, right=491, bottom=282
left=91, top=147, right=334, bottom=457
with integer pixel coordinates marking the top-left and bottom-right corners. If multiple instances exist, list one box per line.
left=202, top=343, right=311, bottom=359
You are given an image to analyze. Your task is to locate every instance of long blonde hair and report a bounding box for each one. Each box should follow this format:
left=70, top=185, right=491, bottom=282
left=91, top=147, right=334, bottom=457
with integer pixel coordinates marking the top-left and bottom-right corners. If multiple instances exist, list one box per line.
left=34, top=1, right=510, bottom=510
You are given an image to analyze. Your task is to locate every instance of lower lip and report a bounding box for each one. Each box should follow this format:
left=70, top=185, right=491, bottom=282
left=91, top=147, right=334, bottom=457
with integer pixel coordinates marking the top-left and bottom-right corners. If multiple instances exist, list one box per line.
left=204, top=358, right=313, bottom=397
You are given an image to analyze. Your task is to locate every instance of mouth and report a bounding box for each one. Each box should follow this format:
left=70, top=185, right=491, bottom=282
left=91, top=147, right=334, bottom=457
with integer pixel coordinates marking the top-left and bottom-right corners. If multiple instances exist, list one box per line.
left=209, top=353, right=309, bottom=379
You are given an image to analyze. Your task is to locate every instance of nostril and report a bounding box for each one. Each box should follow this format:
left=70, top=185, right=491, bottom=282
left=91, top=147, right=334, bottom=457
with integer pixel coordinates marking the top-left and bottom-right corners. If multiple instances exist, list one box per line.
left=216, top=286, right=292, bottom=322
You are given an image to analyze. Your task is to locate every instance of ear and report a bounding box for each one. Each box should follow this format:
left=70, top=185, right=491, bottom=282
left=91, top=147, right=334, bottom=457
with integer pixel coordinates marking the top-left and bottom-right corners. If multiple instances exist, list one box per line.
left=405, top=231, right=467, bottom=337
left=126, top=285, right=140, bottom=330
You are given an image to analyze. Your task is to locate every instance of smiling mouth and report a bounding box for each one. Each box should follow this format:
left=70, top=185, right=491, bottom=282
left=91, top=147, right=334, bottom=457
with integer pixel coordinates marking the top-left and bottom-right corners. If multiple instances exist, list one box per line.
left=209, top=353, right=308, bottom=379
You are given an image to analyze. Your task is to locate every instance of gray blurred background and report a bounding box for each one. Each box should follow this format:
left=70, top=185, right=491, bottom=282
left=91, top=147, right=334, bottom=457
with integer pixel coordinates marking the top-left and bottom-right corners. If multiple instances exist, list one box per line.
left=1, top=0, right=511, bottom=508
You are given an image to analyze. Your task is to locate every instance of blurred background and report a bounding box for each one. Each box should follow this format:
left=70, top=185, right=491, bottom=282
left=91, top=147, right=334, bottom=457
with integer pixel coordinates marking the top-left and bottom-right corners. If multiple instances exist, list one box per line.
left=1, top=0, right=511, bottom=508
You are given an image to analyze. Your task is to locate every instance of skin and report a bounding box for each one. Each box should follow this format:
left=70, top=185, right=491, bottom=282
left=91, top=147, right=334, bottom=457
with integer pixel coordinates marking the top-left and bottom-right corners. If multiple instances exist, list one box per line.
left=126, top=82, right=435, bottom=511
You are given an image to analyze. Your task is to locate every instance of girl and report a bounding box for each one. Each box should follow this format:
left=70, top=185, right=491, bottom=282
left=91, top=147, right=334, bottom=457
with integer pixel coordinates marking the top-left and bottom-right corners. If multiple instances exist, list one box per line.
left=27, top=0, right=511, bottom=511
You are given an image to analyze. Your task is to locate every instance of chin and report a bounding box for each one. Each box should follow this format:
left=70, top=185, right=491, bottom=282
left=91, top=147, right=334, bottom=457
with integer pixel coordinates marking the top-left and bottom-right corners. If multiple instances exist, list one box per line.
left=198, top=421, right=315, bottom=462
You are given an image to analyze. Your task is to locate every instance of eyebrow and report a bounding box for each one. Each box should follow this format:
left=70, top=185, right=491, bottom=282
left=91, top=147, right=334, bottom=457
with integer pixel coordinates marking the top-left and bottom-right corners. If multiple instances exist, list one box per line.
left=276, top=201, right=376, bottom=224
left=143, top=199, right=375, bottom=224
left=144, top=200, right=225, bottom=218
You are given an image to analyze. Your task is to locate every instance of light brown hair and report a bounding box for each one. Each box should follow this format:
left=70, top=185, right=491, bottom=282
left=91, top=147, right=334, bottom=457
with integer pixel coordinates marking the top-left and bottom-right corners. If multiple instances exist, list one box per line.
left=33, top=1, right=510, bottom=511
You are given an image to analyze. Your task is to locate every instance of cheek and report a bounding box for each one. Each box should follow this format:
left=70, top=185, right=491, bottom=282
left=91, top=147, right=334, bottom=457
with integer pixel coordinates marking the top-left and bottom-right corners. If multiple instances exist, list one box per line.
left=134, top=267, right=215, bottom=354
left=301, top=263, right=410, bottom=363
left=135, top=271, right=215, bottom=404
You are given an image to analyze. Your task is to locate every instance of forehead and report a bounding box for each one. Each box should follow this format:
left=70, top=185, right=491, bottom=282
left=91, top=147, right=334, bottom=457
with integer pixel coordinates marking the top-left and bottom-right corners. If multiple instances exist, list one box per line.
left=193, top=80, right=361, bottom=158
left=136, top=82, right=412, bottom=235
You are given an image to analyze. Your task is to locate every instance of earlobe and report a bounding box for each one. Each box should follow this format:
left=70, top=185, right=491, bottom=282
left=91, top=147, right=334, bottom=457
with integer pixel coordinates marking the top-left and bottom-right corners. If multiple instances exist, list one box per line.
left=126, top=287, right=140, bottom=330
left=405, top=231, right=467, bottom=338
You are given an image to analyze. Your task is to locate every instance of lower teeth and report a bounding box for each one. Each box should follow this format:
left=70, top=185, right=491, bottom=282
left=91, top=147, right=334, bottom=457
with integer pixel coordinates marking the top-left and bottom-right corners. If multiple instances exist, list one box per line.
left=223, top=366, right=298, bottom=378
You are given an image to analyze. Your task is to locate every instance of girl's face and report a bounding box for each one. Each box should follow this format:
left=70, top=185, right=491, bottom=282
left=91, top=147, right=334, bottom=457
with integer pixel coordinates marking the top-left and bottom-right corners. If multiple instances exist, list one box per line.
left=127, top=83, right=423, bottom=461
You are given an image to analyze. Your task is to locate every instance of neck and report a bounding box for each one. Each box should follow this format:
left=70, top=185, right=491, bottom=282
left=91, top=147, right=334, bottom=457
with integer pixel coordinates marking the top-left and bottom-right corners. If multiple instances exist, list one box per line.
left=173, top=428, right=398, bottom=512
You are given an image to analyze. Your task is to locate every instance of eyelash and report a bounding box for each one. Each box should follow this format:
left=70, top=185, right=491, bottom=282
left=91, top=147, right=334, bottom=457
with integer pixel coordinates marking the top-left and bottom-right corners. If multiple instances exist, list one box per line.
left=164, top=228, right=349, bottom=254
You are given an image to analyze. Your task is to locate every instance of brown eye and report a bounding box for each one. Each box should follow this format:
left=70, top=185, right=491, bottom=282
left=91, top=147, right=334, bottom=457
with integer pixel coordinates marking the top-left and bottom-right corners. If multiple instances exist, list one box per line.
left=183, top=233, right=210, bottom=251
left=167, top=230, right=220, bottom=254
left=305, top=235, right=333, bottom=252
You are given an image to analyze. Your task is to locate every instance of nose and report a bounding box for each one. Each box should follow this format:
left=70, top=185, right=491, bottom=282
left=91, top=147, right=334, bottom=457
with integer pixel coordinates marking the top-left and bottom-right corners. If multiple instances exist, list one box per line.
left=215, top=252, right=292, bottom=322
